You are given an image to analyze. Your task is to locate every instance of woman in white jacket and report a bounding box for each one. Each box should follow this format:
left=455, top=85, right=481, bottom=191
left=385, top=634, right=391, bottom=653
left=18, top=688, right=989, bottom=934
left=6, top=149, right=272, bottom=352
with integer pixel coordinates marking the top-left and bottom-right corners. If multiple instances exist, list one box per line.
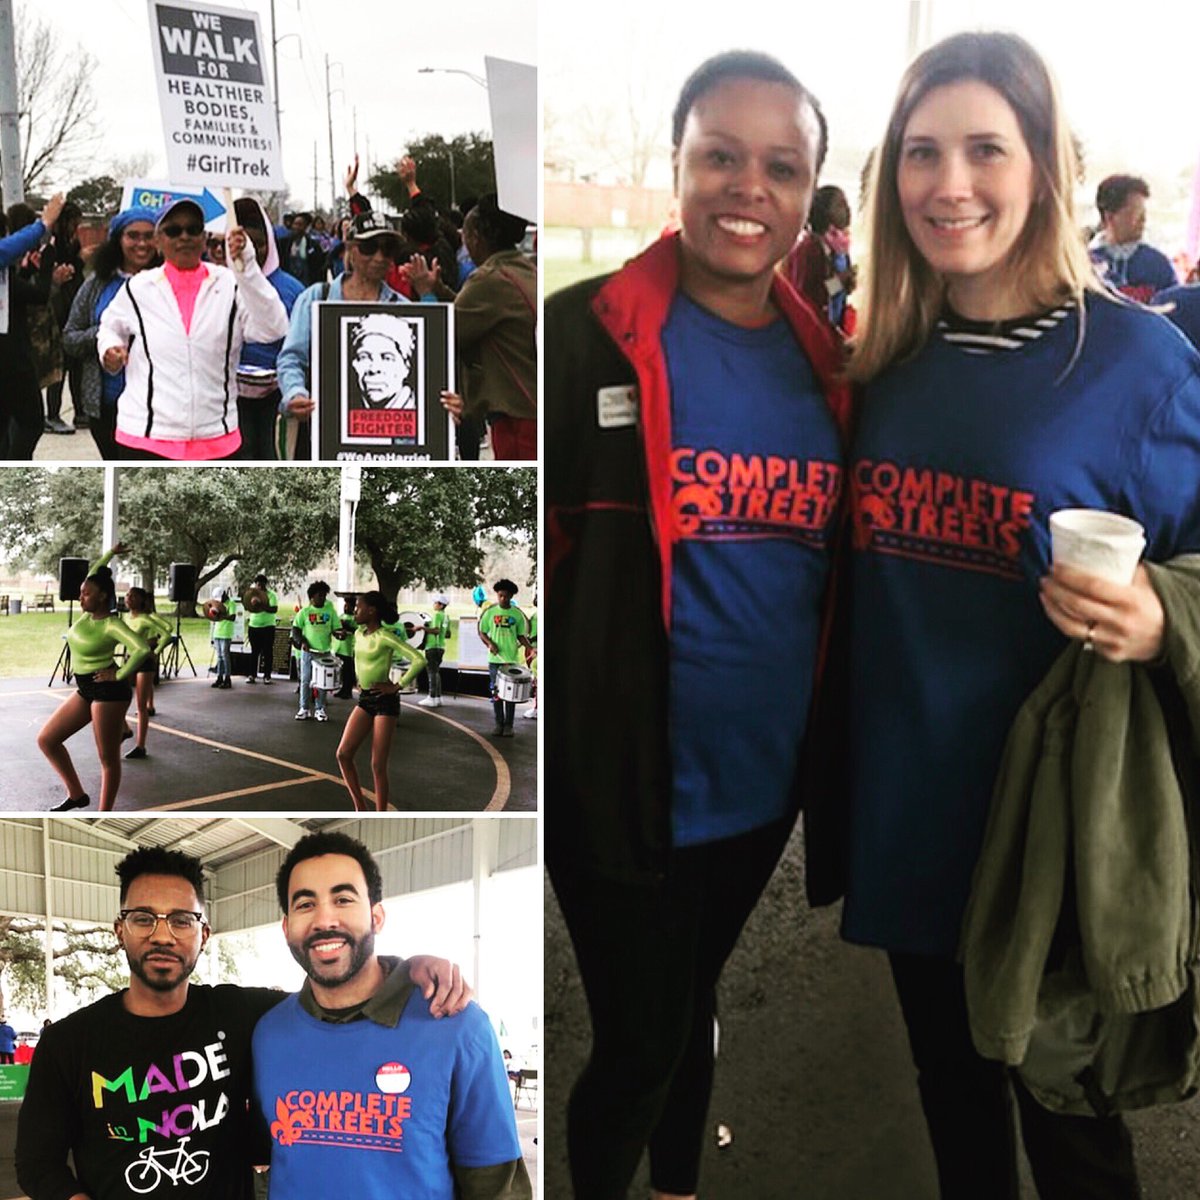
left=97, top=197, right=289, bottom=460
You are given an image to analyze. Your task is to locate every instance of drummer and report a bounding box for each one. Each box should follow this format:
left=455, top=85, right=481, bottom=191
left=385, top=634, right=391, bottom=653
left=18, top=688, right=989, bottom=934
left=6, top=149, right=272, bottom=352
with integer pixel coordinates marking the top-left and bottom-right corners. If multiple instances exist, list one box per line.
left=291, top=580, right=341, bottom=721
left=478, top=579, right=532, bottom=738
left=209, top=588, right=241, bottom=689
left=244, top=574, right=279, bottom=684
left=233, top=197, right=305, bottom=461
left=333, top=592, right=358, bottom=699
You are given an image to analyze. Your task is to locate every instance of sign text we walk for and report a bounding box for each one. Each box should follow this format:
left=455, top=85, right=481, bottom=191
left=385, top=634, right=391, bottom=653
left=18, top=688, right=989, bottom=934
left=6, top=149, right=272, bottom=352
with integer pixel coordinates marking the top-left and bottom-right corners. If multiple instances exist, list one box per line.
left=147, top=1, right=285, bottom=190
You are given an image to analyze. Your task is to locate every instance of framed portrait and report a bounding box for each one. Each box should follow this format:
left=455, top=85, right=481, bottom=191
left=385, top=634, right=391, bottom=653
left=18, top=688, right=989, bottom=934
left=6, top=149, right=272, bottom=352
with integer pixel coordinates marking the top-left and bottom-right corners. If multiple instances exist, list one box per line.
left=312, top=301, right=455, bottom=461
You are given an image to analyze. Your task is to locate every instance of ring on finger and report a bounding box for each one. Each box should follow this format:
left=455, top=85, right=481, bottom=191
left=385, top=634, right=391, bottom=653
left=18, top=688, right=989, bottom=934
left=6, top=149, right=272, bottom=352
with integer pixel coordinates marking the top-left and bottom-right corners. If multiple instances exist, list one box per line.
left=1084, top=620, right=1097, bottom=652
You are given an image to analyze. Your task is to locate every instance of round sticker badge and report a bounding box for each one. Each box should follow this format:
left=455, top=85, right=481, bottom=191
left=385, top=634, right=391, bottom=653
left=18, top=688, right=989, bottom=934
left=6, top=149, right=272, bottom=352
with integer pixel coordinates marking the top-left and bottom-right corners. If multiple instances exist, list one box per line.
left=376, top=1061, right=411, bottom=1094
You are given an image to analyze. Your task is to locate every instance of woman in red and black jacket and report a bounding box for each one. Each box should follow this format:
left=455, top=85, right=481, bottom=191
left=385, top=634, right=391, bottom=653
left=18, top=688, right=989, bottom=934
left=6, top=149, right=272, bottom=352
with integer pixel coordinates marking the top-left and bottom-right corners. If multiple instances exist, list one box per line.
left=546, top=51, right=853, bottom=1200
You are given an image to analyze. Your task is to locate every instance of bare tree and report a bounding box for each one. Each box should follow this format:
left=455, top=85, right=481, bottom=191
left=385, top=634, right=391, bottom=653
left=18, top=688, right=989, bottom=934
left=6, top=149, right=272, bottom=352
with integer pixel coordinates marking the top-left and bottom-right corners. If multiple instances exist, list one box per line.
left=15, top=6, right=97, bottom=192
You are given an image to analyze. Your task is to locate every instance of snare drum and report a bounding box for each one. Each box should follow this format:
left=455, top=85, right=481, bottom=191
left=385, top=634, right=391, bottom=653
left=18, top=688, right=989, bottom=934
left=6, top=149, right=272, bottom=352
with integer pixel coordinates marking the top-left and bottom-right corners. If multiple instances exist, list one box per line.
left=496, top=663, right=533, bottom=703
left=311, top=654, right=341, bottom=692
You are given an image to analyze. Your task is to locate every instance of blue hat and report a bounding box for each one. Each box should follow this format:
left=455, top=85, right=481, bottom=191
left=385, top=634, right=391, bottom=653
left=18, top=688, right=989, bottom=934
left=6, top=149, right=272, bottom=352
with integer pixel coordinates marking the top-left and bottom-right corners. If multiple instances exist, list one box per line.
left=108, top=206, right=159, bottom=238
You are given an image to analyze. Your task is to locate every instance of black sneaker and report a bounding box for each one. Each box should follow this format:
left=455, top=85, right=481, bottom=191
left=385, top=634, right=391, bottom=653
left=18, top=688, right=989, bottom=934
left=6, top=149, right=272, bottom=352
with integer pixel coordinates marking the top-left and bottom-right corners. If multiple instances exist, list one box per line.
left=50, top=793, right=90, bottom=811
left=125, top=746, right=147, bottom=759
left=211, top=678, right=223, bottom=688
left=47, top=418, right=75, bottom=434
left=247, top=676, right=257, bottom=684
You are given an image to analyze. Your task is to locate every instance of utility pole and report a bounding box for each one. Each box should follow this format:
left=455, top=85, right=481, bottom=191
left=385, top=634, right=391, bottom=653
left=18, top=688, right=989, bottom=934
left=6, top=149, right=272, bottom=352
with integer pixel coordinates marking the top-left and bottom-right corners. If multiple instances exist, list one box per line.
left=312, top=141, right=318, bottom=213
left=0, top=0, right=24, bottom=209
left=269, top=0, right=281, bottom=148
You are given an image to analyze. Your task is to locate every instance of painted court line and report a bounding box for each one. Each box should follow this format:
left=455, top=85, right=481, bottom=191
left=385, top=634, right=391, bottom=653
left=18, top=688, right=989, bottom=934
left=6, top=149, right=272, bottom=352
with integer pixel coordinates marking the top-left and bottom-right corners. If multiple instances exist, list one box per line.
left=10, top=684, right=511, bottom=812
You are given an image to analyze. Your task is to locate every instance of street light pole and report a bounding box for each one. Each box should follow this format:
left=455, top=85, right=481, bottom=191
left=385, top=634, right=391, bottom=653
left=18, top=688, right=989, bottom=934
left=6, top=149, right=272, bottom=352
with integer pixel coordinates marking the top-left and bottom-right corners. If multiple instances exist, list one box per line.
left=0, top=0, right=24, bottom=209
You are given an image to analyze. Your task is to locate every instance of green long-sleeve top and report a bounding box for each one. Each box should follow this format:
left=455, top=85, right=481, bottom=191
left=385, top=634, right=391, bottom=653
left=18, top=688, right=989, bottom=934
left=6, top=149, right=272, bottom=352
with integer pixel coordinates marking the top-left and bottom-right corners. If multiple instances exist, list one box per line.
left=68, top=615, right=151, bottom=681
left=125, top=611, right=173, bottom=652
left=66, top=548, right=152, bottom=681
left=355, top=626, right=425, bottom=689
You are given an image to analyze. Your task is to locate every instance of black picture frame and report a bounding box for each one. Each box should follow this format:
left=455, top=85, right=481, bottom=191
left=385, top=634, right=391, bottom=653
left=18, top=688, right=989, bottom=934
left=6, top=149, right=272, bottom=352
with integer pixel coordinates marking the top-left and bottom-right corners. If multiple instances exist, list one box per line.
left=312, top=301, right=455, bottom=461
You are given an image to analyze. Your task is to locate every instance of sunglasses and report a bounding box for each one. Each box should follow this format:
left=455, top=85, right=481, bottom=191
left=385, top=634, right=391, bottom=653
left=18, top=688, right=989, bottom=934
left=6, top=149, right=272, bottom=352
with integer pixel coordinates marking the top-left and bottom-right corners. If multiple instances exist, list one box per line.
left=354, top=237, right=400, bottom=260
left=161, top=222, right=204, bottom=239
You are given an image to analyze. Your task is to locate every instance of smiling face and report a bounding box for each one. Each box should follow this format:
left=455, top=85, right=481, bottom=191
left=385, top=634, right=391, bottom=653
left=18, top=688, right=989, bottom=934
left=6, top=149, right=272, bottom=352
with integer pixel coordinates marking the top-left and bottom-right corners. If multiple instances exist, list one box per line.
left=282, top=853, right=384, bottom=990
left=351, top=332, right=409, bottom=406
left=674, top=76, right=821, bottom=314
left=120, top=221, right=157, bottom=272
left=116, top=873, right=208, bottom=994
left=897, top=79, right=1036, bottom=315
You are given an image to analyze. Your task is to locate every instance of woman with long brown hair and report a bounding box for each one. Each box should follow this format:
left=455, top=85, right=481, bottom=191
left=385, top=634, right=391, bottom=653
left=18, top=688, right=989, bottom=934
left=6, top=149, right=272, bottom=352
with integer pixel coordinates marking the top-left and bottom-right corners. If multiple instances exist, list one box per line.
left=833, top=31, right=1200, bottom=1197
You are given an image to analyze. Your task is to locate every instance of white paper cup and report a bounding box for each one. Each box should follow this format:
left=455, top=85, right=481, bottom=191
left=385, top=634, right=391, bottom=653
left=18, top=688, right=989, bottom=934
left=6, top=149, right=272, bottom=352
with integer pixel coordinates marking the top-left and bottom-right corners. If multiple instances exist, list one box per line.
left=1049, top=509, right=1145, bottom=585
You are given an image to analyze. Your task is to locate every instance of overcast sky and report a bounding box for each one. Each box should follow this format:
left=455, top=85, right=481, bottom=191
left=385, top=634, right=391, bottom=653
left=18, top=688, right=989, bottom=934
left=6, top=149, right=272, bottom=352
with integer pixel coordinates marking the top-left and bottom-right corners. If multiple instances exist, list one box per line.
left=545, top=0, right=1200, bottom=247
left=24, top=0, right=536, bottom=210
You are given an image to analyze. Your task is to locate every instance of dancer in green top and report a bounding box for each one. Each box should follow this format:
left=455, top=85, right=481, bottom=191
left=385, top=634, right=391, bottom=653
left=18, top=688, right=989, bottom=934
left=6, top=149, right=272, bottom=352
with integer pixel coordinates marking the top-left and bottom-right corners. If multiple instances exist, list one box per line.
left=122, top=587, right=173, bottom=760
left=334, top=591, right=425, bottom=813
left=37, top=544, right=151, bottom=811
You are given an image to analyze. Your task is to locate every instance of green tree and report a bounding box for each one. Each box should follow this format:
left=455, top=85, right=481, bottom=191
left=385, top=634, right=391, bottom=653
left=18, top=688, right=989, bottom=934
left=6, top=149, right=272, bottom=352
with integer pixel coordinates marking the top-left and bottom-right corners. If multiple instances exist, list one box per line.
left=0, top=915, right=125, bottom=1015
left=118, top=468, right=341, bottom=613
left=368, top=133, right=495, bottom=213
left=66, top=174, right=122, bottom=217
left=356, top=468, right=535, bottom=599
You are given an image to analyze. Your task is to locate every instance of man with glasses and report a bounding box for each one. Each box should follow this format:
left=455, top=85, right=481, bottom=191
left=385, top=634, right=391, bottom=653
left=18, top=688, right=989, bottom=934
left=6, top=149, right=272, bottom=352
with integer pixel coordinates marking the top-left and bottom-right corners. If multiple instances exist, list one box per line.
left=15, top=845, right=468, bottom=1200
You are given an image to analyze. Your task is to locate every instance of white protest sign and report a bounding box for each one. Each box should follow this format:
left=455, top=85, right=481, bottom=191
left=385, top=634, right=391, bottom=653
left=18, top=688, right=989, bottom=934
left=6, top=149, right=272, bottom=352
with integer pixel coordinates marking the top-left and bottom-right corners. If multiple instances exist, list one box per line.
left=119, top=180, right=229, bottom=232
left=147, top=1, right=284, bottom=191
left=0, top=271, right=9, bottom=336
left=485, top=56, right=537, bottom=223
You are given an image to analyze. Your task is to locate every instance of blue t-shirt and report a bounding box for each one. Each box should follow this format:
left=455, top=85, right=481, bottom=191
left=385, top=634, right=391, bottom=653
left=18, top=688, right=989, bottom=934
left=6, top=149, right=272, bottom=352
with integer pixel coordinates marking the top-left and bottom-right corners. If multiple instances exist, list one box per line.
left=843, top=293, right=1200, bottom=955
left=1153, top=283, right=1200, bottom=353
left=663, top=293, right=843, bottom=846
left=240, top=267, right=305, bottom=371
left=252, top=992, right=520, bottom=1200
left=1090, top=242, right=1177, bottom=303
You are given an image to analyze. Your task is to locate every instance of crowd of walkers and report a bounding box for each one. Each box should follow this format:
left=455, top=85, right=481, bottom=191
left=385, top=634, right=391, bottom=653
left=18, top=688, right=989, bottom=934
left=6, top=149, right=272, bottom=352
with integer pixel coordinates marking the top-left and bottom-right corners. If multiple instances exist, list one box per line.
left=0, top=157, right=537, bottom=461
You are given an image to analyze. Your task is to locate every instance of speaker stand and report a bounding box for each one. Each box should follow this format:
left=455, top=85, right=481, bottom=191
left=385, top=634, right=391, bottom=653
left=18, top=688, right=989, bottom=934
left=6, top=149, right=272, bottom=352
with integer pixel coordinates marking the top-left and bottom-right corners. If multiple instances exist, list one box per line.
left=159, top=604, right=197, bottom=680
left=48, top=601, right=75, bottom=687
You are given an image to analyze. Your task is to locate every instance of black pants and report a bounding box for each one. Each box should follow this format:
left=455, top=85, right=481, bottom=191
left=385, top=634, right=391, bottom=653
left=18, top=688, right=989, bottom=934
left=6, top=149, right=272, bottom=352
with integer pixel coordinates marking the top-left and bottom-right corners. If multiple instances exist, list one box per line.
left=889, top=953, right=1142, bottom=1200
left=237, top=391, right=280, bottom=460
left=89, top=405, right=119, bottom=459
left=0, top=360, right=44, bottom=459
left=247, top=625, right=275, bottom=680
left=553, top=816, right=793, bottom=1200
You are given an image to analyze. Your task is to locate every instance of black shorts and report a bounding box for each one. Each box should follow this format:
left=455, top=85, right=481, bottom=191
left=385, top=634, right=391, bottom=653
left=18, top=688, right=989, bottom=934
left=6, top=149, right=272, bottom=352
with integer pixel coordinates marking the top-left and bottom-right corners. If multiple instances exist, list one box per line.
left=356, top=689, right=400, bottom=718
left=133, top=658, right=158, bottom=675
left=75, top=671, right=133, bottom=704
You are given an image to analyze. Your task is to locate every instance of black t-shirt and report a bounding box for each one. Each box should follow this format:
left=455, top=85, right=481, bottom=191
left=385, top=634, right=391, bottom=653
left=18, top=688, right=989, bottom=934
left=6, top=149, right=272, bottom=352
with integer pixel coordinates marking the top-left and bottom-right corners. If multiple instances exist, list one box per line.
left=15, top=984, right=284, bottom=1200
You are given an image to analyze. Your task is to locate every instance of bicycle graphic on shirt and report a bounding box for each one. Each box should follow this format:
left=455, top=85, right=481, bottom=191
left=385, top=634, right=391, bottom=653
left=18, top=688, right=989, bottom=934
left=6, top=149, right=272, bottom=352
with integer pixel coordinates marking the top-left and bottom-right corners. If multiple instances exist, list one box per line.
left=124, top=1136, right=211, bottom=1193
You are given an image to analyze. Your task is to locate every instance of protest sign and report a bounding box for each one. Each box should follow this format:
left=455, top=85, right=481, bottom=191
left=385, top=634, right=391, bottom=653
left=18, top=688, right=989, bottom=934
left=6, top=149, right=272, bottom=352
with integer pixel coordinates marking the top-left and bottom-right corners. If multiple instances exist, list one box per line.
left=147, top=1, right=285, bottom=191
left=120, top=180, right=228, bottom=232
left=312, top=303, right=456, bottom=462
left=485, top=56, right=537, bottom=222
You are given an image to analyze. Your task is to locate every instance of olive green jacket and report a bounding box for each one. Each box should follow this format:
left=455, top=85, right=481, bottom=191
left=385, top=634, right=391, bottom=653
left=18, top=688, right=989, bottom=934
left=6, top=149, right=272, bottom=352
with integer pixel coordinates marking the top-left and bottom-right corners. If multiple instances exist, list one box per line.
left=962, top=557, right=1200, bottom=1114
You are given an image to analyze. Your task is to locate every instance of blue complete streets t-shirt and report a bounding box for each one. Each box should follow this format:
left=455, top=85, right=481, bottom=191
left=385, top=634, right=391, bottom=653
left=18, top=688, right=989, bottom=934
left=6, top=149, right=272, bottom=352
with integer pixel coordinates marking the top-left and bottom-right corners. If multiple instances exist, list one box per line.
left=843, top=293, right=1200, bottom=955
left=663, top=293, right=843, bottom=846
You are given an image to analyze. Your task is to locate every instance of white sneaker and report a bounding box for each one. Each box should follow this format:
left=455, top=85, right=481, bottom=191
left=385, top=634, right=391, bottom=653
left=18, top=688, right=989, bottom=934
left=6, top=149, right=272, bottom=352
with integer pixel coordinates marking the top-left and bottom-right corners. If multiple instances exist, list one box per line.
left=294, top=710, right=310, bottom=721
left=418, top=695, right=438, bottom=708
left=314, top=710, right=329, bottom=722
left=522, top=705, right=537, bottom=719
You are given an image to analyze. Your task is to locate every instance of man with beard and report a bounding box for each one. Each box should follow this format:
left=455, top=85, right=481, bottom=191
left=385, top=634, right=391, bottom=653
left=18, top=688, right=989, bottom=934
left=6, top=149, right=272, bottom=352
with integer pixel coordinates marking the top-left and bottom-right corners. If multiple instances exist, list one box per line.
left=253, top=831, right=531, bottom=1199
left=14, top=845, right=468, bottom=1200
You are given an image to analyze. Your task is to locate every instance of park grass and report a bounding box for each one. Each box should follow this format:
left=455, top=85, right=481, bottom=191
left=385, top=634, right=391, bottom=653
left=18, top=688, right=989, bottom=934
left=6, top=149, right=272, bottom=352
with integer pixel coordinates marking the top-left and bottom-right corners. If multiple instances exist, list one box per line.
left=0, top=605, right=497, bottom=680
left=544, top=258, right=626, bottom=298
left=0, top=611, right=217, bottom=681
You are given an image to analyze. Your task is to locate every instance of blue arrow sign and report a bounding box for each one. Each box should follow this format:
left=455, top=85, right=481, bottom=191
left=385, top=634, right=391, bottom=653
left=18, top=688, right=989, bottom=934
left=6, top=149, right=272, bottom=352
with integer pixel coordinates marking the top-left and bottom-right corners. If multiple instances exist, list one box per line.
left=120, top=181, right=227, bottom=227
